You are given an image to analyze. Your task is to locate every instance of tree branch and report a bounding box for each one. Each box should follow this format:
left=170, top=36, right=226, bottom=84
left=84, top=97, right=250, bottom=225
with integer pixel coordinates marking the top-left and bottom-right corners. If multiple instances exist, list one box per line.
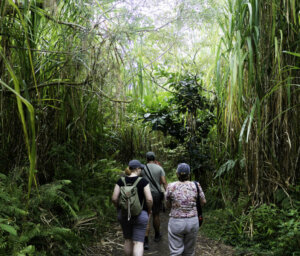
left=0, top=79, right=131, bottom=103
left=43, top=13, right=89, bottom=31
left=77, top=87, right=132, bottom=103
left=7, top=45, right=90, bottom=55
left=0, top=80, right=88, bottom=95
left=194, top=77, right=216, bottom=96
left=123, top=43, right=175, bottom=86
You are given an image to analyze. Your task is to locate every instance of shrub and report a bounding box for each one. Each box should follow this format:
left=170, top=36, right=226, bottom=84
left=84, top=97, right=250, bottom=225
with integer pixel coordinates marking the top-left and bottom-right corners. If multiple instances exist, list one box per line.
left=0, top=156, right=122, bottom=255
left=201, top=195, right=300, bottom=255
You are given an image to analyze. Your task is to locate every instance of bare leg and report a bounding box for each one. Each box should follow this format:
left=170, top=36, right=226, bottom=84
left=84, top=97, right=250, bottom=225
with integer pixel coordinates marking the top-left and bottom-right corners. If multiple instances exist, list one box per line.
left=145, top=213, right=152, bottom=237
left=124, top=239, right=133, bottom=256
left=144, top=213, right=151, bottom=249
left=133, top=241, right=144, bottom=256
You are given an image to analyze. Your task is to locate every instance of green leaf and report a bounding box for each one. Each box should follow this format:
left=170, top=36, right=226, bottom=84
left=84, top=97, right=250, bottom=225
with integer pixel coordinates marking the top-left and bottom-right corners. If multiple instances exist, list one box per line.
left=17, top=245, right=35, bottom=256
left=239, top=116, right=249, bottom=143
left=0, top=173, right=7, bottom=180
left=246, top=101, right=257, bottom=143
left=0, top=223, right=17, bottom=236
left=283, top=51, right=300, bottom=57
left=214, top=159, right=237, bottom=178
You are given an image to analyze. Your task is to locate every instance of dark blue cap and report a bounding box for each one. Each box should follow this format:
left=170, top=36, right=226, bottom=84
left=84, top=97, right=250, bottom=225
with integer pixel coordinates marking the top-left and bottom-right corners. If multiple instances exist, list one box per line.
left=129, top=160, right=145, bottom=169
left=146, top=151, right=155, bottom=159
left=177, top=163, right=190, bottom=174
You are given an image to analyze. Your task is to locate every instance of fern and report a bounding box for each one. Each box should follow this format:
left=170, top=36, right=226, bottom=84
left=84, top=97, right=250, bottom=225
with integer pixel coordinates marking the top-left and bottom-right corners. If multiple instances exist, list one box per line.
left=0, top=234, right=8, bottom=248
left=214, top=159, right=237, bottom=178
left=29, top=180, right=77, bottom=219
left=16, top=245, right=35, bottom=256
left=0, top=157, right=124, bottom=255
left=0, top=173, right=82, bottom=255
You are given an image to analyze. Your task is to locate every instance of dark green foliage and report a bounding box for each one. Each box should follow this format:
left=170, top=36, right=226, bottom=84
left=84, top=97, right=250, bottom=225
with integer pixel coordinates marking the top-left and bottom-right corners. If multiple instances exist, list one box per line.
left=143, top=72, right=215, bottom=141
left=44, top=143, right=122, bottom=232
left=142, top=71, right=215, bottom=183
left=107, top=121, right=152, bottom=163
left=0, top=172, right=79, bottom=255
left=0, top=154, right=122, bottom=255
left=0, top=0, right=299, bottom=254
left=167, top=73, right=214, bottom=116
left=202, top=188, right=300, bottom=255
left=143, top=109, right=187, bottom=141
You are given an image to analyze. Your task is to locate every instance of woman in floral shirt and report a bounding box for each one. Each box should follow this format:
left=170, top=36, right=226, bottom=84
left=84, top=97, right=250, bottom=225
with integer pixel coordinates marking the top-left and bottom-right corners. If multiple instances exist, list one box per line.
left=165, top=163, right=206, bottom=256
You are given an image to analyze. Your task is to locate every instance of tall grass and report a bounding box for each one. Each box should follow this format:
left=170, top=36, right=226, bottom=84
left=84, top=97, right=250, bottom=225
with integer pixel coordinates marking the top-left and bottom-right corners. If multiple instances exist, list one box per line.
left=0, top=0, right=134, bottom=180
left=215, top=0, right=299, bottom=203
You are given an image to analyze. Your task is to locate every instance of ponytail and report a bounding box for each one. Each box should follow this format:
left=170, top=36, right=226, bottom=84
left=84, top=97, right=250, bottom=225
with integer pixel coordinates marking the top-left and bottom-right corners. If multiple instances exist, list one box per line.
left=125, top=167, right=131, bottom=176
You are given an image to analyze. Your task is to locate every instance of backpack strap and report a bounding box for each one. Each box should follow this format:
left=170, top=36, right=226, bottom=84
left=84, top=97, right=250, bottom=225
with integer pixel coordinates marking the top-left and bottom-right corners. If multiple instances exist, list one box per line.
left=133, top=177, right=144, bottom=210
left=144, top=164, right=162, bottom=193
left=193, top=181, right=202, bottom=216
left=121, top=176, right=126, bottom=186
left=121, top=176, right=142, bottom=187
left=132, top=177, right=142, bottom=187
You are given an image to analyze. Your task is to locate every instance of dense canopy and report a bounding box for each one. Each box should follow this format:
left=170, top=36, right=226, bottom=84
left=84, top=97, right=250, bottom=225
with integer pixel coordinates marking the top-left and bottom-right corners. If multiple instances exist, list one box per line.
left=0, top=0, right=299, bottom=255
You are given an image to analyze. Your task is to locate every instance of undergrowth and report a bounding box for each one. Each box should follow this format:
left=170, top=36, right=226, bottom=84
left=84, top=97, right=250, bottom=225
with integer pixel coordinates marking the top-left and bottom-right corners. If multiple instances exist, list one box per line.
left=201, top=187, right=300, bottom=256
left=0, top=151, right=121, bottom=255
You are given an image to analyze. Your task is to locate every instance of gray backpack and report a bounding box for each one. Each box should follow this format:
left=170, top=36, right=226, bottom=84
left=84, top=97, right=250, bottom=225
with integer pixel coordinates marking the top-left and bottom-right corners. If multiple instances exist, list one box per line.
left=119, top=177, right=143, bottom=220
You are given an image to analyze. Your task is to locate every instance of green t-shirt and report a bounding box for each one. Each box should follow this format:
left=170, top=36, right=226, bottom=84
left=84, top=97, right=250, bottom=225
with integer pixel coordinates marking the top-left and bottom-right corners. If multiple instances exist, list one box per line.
left=141, top=163, right=165, bottom=193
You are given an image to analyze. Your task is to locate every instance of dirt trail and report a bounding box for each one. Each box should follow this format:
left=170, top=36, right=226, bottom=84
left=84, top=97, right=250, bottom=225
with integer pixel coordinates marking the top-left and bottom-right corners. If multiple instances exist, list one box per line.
left=85, top=211, right=236, bottom=256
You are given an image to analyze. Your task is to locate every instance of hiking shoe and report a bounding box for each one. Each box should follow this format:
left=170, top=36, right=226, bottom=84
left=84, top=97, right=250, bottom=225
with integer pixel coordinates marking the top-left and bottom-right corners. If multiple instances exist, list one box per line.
left=154, top=233, right=162, bottom=242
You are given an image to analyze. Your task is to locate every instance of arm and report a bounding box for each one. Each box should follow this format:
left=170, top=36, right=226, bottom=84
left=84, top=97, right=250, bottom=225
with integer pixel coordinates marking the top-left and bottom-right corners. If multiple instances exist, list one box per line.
left=165, top=185, right=172, bottom=209
left=143, top=184, right=153, bottom=214
left=197, top=183, right=207, bottom=206
left=111, top=184, right=120, bottom=208
left=160, top=176, right=168, bottom=191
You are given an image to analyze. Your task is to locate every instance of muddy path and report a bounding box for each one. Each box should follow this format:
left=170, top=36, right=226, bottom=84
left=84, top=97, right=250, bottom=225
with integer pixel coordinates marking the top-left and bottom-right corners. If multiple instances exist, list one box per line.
left=85, top=211, right=237, bottom=256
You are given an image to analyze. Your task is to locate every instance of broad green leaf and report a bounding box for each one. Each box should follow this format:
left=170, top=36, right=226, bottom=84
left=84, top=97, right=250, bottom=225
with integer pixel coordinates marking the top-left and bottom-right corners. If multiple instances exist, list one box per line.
left=0, top=223, right=17, bottom=236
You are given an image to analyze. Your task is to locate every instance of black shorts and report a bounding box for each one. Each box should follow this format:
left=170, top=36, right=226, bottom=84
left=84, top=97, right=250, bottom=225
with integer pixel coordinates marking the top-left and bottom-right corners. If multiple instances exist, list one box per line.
left=152, top=192, right=162, bottom=214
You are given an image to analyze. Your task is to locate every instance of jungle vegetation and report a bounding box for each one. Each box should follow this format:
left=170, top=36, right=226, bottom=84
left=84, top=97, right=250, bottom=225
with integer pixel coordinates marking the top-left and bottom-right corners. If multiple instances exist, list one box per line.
left=0, top=0, right=299, bottom=255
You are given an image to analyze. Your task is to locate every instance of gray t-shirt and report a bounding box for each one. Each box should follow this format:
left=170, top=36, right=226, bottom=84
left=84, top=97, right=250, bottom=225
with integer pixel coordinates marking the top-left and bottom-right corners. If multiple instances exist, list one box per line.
left=141, top=163, right=165, bottom=193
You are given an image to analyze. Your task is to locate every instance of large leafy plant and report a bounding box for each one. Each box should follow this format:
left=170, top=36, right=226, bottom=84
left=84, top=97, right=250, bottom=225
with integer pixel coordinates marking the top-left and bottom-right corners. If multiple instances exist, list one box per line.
left=141, top=71, right=215, bottom=180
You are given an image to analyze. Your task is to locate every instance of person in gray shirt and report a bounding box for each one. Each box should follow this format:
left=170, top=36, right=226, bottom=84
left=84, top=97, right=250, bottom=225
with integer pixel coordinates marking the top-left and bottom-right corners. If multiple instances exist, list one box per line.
left=141, top=151, right=168, bottom=249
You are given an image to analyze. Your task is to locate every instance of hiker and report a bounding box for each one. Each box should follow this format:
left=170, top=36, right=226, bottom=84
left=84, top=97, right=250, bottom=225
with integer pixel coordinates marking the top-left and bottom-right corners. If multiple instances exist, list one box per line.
left=165, top=163, right=206, bottom=256
left=141, top=151, right=168, bottom=249
left=112, top=160, right=153, bottom=256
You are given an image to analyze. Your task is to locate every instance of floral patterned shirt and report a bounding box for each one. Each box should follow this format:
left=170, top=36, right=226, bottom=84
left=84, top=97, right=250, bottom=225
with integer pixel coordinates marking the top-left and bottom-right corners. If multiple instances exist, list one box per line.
left=166, top=181, right=205, bottom=218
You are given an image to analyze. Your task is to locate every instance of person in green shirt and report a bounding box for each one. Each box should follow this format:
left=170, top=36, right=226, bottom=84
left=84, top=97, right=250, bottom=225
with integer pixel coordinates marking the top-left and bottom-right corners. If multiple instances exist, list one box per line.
left=141, top=152, right=168, bottom=249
